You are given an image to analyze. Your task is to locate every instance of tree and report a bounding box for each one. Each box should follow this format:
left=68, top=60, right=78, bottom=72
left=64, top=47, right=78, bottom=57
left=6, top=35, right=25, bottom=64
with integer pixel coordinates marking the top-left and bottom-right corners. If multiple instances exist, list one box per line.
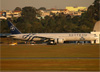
left=14, top=7, right=21, bottom=11
left=71, top=0, right=99, bottom=33
left=21, top=6, right=37, bottom=22
left=0, top=20, right=10, bottom=33
left=31, top=22, right=43, bottom=33
left=39, top=7, right=46, bottom=10
left=93, top=0, right=100, bottom=21
left=86, top=0, right=100, bottom=21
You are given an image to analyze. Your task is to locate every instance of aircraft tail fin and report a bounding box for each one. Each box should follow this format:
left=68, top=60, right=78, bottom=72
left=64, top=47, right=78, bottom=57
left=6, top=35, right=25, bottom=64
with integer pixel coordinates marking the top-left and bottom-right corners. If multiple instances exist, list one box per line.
left=7, top=20, right=21, bottom=34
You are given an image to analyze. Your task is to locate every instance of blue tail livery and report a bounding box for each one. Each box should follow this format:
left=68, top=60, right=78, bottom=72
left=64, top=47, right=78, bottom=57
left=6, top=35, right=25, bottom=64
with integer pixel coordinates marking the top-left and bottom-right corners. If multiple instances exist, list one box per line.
left=7, top=20, right=21, bottom=34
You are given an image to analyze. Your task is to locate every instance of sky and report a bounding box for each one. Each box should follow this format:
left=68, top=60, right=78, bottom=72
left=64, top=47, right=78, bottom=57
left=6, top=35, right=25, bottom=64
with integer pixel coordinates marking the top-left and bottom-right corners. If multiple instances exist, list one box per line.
left=0, top=0, right=95, bottom=10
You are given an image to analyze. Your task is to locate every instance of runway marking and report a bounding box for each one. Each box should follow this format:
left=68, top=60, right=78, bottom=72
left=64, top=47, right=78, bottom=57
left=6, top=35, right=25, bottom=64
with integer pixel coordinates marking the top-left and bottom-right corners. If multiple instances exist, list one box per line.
left=0, top=57, right=100, bottom=60
left=0, top=71, right=99, bottom=72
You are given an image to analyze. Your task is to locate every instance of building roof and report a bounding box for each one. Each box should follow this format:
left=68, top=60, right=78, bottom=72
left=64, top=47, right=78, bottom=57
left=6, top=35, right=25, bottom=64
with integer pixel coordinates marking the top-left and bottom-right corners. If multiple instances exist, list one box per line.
left=66, top=6, right=87, bottom=12
left=93, top=21, right=100, bottom=32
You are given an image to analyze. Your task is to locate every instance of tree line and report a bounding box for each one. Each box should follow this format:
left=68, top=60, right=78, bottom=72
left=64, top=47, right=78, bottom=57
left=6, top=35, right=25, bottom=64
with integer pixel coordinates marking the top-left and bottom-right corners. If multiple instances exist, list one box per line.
left=0, top=0, right=99, bottom=33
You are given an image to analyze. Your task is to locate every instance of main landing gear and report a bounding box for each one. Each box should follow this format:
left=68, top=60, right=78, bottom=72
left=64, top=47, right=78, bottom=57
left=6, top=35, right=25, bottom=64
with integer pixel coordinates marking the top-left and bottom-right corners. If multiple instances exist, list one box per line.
left=47, top=41, right=57, bottom=45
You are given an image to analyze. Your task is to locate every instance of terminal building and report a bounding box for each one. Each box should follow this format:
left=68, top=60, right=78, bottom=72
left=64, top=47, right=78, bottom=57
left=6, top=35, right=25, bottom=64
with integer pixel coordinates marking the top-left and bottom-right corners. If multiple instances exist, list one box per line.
left=91, top=21, right=100, bottom=44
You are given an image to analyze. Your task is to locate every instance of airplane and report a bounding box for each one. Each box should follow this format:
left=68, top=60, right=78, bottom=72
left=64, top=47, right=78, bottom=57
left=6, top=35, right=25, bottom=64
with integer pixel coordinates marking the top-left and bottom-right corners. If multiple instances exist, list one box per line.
left=7, top=20, right=98, bottom=45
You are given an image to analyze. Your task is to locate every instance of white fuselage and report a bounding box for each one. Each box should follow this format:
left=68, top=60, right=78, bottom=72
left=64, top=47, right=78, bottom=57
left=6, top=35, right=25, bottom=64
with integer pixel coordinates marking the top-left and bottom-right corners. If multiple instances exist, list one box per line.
left=9, top=33, right=98, bottom=42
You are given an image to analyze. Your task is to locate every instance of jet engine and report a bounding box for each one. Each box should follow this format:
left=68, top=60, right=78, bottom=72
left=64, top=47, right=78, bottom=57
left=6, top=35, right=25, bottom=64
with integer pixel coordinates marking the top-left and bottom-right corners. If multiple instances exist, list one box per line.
left=54, top=38, right=64, bottom=43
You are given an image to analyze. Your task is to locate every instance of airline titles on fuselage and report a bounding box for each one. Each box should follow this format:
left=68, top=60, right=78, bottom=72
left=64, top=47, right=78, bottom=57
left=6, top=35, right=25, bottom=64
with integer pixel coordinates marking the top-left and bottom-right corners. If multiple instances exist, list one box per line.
left=69, top=33, right=87, bottom=37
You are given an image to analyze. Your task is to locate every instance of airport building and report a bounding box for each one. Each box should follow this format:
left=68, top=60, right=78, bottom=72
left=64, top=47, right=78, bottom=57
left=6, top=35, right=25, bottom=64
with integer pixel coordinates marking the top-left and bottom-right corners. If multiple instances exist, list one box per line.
left=0, top=10, right=21, bottom=20
left=66, top=6, right=87, bottom=12
left=91, top=21, right=100, bottom=44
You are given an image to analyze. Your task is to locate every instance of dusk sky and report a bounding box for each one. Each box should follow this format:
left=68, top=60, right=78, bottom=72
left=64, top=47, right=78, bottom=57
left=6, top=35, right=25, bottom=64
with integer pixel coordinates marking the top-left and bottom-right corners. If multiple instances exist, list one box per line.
left=1, top=0, right=94, bottom=10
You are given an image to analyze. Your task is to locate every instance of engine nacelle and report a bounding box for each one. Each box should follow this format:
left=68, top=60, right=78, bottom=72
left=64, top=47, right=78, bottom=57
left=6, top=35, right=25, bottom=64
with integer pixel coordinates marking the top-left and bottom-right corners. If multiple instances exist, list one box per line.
left=54, top=38, right=64, bottom=43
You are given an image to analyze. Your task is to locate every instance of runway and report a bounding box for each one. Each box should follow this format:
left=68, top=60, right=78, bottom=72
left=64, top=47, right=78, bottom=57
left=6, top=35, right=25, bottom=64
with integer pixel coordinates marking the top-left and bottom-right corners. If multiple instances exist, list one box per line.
left=1, top=71, right=99, bottom=72
left=0, top=57, right=100, bottom=60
